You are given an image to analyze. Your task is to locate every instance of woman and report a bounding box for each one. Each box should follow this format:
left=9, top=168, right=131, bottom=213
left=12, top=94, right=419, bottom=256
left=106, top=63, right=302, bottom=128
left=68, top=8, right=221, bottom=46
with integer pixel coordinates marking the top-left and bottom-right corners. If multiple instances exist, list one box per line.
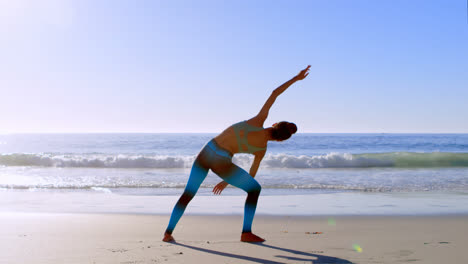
left=163, top=65, right=310, bottom=243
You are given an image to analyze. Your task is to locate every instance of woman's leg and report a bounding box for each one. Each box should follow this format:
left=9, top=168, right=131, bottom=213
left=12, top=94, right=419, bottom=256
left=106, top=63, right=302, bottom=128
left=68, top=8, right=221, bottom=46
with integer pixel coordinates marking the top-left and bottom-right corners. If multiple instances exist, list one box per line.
left=215, top=163, right=262, bottom=236
left=164, top=158, right=209, bottom=237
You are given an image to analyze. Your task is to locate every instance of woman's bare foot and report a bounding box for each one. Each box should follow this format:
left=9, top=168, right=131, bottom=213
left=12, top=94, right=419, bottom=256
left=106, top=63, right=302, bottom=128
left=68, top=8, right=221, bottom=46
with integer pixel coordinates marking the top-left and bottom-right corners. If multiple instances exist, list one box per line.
left=241, top=232, right=265, bottom=242
left=162, top=232, right=175, bottom=242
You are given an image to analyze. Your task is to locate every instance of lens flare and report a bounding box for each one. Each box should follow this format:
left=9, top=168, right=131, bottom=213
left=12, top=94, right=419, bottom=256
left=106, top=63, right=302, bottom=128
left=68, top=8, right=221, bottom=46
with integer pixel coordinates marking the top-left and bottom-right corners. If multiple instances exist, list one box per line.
left=353, top=244, right=363, bottom=253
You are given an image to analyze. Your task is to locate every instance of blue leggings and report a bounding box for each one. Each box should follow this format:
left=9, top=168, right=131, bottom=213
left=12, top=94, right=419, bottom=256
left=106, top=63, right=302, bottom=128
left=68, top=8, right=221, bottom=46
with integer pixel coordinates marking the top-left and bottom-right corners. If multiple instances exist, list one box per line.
left=165, top=139, right=261, bottom=235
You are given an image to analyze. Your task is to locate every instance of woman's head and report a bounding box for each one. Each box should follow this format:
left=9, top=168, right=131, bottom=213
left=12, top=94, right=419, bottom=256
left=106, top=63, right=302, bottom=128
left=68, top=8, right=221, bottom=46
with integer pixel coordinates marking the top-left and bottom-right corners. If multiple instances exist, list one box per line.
left=270, top=121, right=297, bottom=141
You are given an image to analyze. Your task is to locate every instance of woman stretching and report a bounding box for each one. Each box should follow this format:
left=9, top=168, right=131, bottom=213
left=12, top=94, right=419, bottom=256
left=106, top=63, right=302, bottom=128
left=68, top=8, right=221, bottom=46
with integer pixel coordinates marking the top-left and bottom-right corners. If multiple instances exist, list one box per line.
left=163, top=65, right=310, bottom=243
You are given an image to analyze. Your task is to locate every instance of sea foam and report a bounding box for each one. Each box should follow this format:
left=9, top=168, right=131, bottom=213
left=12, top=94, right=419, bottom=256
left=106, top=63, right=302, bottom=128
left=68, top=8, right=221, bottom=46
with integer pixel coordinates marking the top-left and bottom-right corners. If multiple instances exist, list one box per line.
left=1, top=152, right=468, bottom=168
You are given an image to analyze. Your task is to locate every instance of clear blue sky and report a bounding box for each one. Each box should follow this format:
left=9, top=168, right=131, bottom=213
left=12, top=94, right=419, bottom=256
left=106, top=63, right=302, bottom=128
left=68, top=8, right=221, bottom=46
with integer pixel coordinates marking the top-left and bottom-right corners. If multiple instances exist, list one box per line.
left=1, top=0, right=467, bottom=133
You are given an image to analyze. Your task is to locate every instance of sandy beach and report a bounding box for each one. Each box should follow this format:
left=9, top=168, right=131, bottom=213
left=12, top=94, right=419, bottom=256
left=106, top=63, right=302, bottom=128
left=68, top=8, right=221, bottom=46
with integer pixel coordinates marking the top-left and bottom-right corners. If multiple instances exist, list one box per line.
left=2, top=0, right=468, bottom=263
left=2, top=212, right=467, bottom=264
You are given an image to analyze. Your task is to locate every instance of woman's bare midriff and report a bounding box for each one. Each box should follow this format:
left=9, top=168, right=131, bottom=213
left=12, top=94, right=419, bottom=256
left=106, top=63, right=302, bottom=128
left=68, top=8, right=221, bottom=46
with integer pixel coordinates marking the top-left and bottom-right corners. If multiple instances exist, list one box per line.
left=213, top=125, right=267, bottom=154
left=213, top=127, right=237, bottom=154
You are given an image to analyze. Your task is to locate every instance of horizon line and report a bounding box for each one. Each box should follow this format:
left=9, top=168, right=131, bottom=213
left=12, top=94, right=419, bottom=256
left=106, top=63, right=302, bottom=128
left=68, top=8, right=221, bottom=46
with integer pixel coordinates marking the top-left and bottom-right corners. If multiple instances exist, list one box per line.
left=1, top=131, right=468, bottom=135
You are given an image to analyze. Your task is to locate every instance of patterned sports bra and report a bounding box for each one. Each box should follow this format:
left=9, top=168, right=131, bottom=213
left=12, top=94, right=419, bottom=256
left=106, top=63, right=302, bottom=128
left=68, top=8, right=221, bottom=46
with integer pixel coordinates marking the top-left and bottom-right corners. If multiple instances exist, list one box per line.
left=232, top=121, right=267, bottom=154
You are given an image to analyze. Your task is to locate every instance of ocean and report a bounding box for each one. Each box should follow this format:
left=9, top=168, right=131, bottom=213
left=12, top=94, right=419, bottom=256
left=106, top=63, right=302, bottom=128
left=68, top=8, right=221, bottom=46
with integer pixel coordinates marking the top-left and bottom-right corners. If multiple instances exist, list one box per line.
left=1, top=133, right=468, bottom=215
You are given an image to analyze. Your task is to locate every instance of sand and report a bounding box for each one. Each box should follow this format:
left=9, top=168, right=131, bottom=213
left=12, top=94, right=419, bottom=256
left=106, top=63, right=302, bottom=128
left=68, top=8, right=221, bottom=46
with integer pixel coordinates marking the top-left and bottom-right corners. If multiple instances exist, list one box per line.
left=1, top=213, right=468, bottom=264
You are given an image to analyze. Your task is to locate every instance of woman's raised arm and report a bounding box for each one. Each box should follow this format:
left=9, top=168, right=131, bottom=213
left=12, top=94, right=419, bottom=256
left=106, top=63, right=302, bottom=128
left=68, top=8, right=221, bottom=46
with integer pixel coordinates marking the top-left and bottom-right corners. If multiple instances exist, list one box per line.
left=250, top=65, right=310, bottom=126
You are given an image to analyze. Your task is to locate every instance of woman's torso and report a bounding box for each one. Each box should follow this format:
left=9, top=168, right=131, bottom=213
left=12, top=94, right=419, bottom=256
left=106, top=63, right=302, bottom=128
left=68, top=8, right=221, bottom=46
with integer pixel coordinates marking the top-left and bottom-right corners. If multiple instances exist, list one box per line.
left=213, top=120, right=267, bottom=155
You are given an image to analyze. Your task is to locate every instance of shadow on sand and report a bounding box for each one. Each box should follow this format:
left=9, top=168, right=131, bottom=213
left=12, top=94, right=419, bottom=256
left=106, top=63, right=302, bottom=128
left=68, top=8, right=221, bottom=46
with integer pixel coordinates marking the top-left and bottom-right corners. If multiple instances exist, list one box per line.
left=173, top=241, right=352, bottom=264
left=254, top=243, right=353, bottom=263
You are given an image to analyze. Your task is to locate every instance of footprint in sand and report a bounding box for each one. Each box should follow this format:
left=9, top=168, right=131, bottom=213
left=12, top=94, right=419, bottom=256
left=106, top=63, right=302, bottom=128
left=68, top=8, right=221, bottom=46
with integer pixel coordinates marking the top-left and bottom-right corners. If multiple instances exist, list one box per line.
left=108, top=248, right=129, bottom=253
left=423, top=241, right=451, bottom=245
left=399, top=250, right=413, bottom=257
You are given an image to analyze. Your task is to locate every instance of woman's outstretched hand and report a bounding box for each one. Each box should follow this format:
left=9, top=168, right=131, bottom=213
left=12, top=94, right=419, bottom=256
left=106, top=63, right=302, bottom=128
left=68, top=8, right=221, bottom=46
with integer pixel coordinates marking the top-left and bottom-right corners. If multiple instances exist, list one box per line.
left=213, top=181, right=228, bottom=195
left=295, top=65, right=311, bottom=81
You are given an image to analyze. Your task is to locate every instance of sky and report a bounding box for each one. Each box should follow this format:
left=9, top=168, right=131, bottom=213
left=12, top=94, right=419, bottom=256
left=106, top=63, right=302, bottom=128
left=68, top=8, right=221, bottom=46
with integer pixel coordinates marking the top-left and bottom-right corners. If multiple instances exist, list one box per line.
left=0, top=0, right=467, bottom=133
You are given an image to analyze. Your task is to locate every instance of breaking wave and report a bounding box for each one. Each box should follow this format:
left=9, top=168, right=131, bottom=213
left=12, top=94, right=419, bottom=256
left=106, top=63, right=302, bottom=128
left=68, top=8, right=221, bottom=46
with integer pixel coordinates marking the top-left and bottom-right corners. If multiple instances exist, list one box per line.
left=1, top=152, right=468, bottom=168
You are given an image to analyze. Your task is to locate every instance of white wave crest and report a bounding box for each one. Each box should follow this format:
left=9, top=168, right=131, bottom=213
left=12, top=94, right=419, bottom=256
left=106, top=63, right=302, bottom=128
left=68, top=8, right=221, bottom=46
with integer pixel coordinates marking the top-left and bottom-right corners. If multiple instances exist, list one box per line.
left=259, top=153, right=393, bottom=168
left=0, top=154, right=196, bottom=168
left=90, top=187, right=113, bottom=193
left=0, top=152, right=395, bottom=168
